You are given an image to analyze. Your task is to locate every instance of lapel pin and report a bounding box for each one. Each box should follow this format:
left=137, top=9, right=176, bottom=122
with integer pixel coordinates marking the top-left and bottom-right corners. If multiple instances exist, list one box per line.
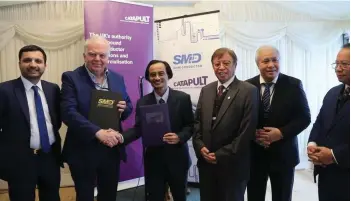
left=228, top=96, right=231, bottom=99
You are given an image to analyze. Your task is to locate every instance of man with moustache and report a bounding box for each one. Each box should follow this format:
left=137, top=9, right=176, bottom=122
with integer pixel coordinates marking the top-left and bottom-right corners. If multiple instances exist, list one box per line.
left=0, top=45, right=62, bottom=201
left=246, top=45, right=311, bottom=201
left=193, top=47, right=259, bottom=201
left=60, top=35, right=133, bottom=201
left=122, top=60, right=194, bottom=201
left=307, top=43, right=350, bottom=201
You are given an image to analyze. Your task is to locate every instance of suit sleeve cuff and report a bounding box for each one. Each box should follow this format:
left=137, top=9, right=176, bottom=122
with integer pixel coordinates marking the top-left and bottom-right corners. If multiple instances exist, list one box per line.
left=308, top=142, right=317, bottom=147
left=331, top=149, right=338, bottom=164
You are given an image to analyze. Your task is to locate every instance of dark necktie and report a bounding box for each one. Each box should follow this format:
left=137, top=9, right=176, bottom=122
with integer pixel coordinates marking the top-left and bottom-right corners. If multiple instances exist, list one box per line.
left=32, top=86, right=51, bottom=153
left=217, top=85, right=225, bottom=97
left=159, top=98, right=165, bottom=104
left=262, top=83, right=274, bottom=112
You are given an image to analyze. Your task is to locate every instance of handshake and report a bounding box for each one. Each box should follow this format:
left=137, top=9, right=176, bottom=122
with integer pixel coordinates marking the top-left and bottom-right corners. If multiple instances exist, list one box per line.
left=96, top=128, right=123, bottom=148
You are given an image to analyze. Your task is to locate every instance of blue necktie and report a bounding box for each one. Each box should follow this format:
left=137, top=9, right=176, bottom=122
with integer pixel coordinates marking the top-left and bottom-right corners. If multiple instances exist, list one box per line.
left=262, top=83, right=273, bottom=117
left=32, top=86, right=51, bottom=153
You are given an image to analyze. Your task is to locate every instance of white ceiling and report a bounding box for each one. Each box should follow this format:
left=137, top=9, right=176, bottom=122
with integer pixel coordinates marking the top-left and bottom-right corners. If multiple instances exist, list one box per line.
left=0, top=0, right=349, bottom=20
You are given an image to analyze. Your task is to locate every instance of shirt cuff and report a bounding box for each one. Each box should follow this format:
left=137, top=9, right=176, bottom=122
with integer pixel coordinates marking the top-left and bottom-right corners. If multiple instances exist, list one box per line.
left=119, top=134, right=124, bottom=144
left=331, top=149, right=338, bottom=164
left=308, top=142, right=317, bottom=147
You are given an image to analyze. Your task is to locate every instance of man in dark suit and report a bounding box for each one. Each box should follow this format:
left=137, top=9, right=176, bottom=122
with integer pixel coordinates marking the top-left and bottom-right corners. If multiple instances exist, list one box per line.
left=60, top=35, right=133, bottom=201
left=193, top=47, right=259, bottom=201
left=246, top=45, right=311, bottom=201
left=0, top=45, right=62, bottom=201
left=307, top=43, right=350, bottom=201
left=122, top=60, right=194, bottom=201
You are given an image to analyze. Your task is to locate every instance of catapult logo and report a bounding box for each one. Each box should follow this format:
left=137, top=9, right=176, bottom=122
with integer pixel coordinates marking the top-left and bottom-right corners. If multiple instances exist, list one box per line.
left=173, top=76, right=208, bottom=89
left=120, top=16, right=150, bottom=24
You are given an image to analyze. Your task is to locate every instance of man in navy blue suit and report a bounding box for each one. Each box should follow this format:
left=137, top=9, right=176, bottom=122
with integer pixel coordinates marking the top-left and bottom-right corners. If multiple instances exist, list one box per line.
left=60, top=35, right=133, bottom=201
left=308, top=43, right=350, bottom=201
left=0, top=45, right=62, bottom=201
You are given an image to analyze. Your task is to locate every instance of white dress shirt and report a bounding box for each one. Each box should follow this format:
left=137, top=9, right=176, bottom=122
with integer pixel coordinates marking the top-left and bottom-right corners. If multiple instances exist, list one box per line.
left=21, top=76, right=55, bottom=149
left=217, top=75, right=235, bottom=92
left=259, top=74, right=279, bottom=104
left=154, top=87, right=170, bottom=104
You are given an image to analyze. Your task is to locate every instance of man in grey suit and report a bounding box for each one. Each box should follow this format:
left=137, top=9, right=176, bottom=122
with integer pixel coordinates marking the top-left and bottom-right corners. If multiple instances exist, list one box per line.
left=193, top=47, right=259, bottom=201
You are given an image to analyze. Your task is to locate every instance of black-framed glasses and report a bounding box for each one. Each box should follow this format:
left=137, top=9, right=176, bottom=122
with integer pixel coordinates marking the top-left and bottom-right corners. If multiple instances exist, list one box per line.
left=331, top=62, right=350, bottom=69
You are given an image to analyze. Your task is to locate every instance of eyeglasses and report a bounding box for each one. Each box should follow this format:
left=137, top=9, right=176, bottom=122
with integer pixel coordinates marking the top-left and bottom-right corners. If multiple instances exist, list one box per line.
left=331, top=62, right=350, bottom=69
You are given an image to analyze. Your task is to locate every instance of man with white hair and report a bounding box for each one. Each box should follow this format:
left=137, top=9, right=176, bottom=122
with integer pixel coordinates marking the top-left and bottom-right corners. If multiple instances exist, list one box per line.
left=60, top=35, right=133, bottom=201
left=246, top=45, right=311, bottom=201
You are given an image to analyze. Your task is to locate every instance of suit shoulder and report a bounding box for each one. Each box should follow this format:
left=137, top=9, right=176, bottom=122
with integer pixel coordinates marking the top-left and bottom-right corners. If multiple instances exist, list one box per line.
left=108, top=70, right=124, bottom=80
left=171, top=89, right=190, bottom=98
left=41, top=80, right=59, bottom=88
left=202, top=81, right=217, bottom=90
left=327, top=84, right=343, bottom=95
left=239, top=80, right=257, bottom=91
left=245, top=75, right=259, bottom=84
left=0, top=79, right=19, bottom=91
left=281, top=74, right=302, bottom=86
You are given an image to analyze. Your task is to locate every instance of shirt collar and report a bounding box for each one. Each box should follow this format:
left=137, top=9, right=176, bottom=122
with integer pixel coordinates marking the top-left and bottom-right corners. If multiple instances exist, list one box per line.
left=84, top=65, right=109, bottom=81
left=217, top=75, right=235, bottom=90
left=20, top=76, right=43, bottom=92
left=259, top=74, right=279, bottom=85
left=154, top=87, right=170, bottom=103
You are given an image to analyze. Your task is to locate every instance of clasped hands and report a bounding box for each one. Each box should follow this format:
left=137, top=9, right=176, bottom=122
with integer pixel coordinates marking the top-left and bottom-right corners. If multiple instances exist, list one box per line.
left=200, top=147, right=217, bottom=164
left=307, top=145, right=334, bottom=167
left=96, top=129, right=123, bottom=148
left=255, top=127, right=283, bottom=148
left=163, top=133, right=180, bottom=144
left=94, top=101, right=126, bottom=148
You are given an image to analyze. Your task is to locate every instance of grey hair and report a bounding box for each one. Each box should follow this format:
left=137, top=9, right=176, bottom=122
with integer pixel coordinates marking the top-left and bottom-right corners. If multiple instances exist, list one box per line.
left=84, top=35, right=110, bottom=56
left=255, top=45, right=280, bottom=65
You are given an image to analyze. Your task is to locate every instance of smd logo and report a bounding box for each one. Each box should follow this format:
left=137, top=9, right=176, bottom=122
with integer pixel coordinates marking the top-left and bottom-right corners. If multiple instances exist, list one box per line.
left=172, top=53, right=203, bottom=70
left=120, top=16, right=150, bottom=24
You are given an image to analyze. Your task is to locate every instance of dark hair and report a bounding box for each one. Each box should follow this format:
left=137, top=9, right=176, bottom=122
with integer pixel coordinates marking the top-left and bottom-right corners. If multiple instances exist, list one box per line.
left=343, top=43, right=350, bottom=49
left=211, top=47, right=237, bottom=64
left=144, top=60, right=173, bottom=81
left=18, top=45, right=47, bottom=64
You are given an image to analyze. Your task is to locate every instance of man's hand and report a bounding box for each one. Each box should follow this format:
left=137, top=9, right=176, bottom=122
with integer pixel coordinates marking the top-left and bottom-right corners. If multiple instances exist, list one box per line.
left=259, top=127, right=283, bottom=144
left=117, top=101, right=126, bottom=113
left=307, top=144, right=323, bottom=166
left=95, top=129, right=121, bottom=148
left=255, top=129, right=271, bottom=148
left=314, top=146, right=334, bottom=165
left=163, top=133, right=180, bottom=144
left=200, top=147, right=216, bottom=164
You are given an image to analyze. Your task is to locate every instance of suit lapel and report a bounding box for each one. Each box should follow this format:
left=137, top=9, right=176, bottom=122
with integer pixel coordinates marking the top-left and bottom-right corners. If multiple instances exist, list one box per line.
left=328, top=88, right=349, bottom=131
left=14, top=78, right=30, bottom=125
left=203, top=83, right=217, bottom=132
left=268, top=75, right=284, bottom=118
left=42, top=81, right=56, bottom=128
left=212, top=78, right=240, bottom=129
left=167, top=88, right=179, bottom=128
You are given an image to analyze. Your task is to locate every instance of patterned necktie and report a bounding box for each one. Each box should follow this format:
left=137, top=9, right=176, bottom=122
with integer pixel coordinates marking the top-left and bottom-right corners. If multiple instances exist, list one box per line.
left=262, top=83, right=274, bottom=112
left=159, top=98, right=165, bottom=104
left=217, top=85, right=225, bottom=97
left=32, top=86, right=51, bottom=153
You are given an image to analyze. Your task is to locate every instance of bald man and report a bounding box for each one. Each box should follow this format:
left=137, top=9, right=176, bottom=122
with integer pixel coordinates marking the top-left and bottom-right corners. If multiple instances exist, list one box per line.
left=246, top=45, right=311, bottom=201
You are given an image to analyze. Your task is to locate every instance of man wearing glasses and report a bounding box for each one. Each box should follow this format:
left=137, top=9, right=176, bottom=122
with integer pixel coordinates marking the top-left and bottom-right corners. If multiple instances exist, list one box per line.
left=60, top=35, right=133, bottom=201
left=246, top=45, right=311, bottom=201
left=307, top=43, right=350, bottom=201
